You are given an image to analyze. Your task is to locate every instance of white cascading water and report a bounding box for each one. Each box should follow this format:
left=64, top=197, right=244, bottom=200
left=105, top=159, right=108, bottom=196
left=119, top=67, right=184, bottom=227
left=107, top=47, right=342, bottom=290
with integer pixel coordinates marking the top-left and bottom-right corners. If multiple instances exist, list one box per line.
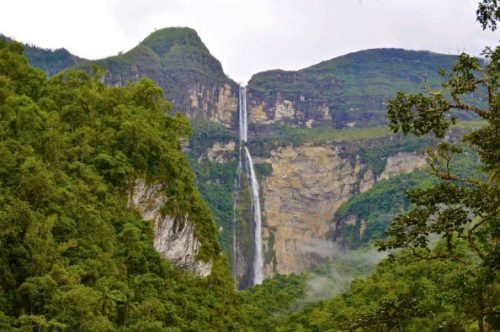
left=239, top=86, right=248, bottom=142
left=232, top=85, right=264, bottom=285
left=244, top=146, right=264, bottom=285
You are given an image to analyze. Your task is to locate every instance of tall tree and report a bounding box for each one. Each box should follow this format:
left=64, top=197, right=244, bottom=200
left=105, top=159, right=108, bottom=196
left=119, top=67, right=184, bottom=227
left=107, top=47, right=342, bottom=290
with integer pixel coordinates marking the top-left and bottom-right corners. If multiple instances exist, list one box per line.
left=378, top=2, right=499, bottom=330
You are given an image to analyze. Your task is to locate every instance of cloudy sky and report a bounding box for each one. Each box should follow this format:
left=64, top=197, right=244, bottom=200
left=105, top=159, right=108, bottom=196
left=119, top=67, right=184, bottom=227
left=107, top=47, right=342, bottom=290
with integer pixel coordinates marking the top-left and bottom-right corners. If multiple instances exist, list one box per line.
left=0, top=0, right=497, bottom=82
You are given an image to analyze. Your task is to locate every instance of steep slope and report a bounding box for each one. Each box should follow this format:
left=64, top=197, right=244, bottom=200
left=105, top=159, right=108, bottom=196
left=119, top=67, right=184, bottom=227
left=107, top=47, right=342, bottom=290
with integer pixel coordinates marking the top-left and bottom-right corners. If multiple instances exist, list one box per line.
left=84, top=27, right=239, bottom=127
left=5, top=29, right=483, bottom=282
left=1, top=29, right=239, bottom=127
left=247, top=49, right=482, bottom=130
left=0, top=42, right=246, bottom=330
left=0, top=34, right=85, bottom=76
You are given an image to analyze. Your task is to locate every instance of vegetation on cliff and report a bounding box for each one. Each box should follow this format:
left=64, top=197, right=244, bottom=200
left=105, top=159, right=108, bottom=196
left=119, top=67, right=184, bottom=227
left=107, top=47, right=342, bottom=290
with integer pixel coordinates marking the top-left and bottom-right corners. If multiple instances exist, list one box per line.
left=248, top=48, right=483, bottom=128
left=0, top=40, right=247, bottom=330
left=0, top=1, right=497, bottom=329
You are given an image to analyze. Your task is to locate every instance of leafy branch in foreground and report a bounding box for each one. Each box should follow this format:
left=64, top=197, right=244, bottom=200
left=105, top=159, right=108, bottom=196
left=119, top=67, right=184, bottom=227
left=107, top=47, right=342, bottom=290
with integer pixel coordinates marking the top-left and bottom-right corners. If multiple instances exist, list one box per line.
left=477, top=0, right=500, bottom=31
left=379, top=43, right=499, bottom=332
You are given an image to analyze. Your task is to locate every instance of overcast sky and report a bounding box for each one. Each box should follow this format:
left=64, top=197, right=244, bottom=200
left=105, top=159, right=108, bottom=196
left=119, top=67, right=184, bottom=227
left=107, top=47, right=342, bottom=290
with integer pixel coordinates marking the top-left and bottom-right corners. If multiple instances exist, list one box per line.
left=0, top=0, right=498, bottom=82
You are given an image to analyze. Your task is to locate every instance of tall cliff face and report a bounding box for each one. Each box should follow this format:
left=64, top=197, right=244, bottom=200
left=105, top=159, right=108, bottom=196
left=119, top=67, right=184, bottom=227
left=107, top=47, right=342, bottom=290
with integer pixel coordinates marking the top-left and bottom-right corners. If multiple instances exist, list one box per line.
left=128, top=180, right=212, bottom=276
left=8, top=29, right=477, bottom=283
left=247, top=71, right=331, bottom=129
left=88, top=28, right=239, bottom=127
left=246, top=49, right=478, bottom=131
left=256, top=143, right=426, bottom=276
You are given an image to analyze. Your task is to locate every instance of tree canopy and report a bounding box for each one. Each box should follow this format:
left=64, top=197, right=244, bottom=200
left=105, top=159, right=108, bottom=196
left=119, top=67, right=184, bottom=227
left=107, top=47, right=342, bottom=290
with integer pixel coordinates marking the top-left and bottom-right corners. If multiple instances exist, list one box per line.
left=376, top=6, right=499, bottom=330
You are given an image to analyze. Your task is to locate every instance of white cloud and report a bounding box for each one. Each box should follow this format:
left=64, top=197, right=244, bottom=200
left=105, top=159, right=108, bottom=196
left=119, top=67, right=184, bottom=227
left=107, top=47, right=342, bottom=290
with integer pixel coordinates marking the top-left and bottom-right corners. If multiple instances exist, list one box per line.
left=0, top=0, right=497, bottom=82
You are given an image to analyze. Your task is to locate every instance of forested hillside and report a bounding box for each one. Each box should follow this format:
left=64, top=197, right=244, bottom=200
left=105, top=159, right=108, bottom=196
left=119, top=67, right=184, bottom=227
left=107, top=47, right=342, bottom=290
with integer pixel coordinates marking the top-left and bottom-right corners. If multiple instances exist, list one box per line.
left=0, top=34, right=84, bottom=76
left=0, top=1, right=497, bottom=328
left=0, top=40, right=244, bottom=331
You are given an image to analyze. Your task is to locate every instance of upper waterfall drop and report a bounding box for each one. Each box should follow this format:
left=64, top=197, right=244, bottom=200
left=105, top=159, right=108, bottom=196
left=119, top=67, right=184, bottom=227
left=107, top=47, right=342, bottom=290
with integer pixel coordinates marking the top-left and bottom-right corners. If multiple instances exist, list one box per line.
left=239, top=85, right=248, bottom=142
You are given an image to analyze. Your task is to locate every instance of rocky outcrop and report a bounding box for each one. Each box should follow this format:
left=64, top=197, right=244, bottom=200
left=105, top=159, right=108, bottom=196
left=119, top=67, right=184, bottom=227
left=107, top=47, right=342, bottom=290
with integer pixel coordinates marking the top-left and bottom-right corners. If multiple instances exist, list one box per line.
left=247, top=49, right=464, bottom=129
left=379, top=151, right=427, bottom=180
left=185, top=83, right=238, bottom=127
left=205, top=140, right=236, bottom=163
left=260, top=145, right=366, bottom=275
left=248, top=90, right=331, bottom=128
left=257, top=144, right=426, bottom=277
left=128, top=180, right=212, bottom=276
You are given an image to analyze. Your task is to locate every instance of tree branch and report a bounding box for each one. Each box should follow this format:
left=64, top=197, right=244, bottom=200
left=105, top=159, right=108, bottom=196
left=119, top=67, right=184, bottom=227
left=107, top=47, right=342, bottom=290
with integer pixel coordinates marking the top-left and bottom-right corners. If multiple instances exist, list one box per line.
left=449, top=100, right=490, bottom=119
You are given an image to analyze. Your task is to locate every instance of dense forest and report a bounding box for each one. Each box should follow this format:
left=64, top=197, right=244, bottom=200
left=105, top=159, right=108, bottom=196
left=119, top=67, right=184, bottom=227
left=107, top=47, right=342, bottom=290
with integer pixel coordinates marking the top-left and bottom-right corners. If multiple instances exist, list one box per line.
left=0, top=2, right=498, bottom=331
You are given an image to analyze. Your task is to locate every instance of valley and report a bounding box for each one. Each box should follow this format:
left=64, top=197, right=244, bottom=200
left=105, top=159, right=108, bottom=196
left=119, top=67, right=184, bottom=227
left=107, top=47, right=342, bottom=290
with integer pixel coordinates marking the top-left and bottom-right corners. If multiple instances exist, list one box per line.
left=0, top=17, right=496, bottom=330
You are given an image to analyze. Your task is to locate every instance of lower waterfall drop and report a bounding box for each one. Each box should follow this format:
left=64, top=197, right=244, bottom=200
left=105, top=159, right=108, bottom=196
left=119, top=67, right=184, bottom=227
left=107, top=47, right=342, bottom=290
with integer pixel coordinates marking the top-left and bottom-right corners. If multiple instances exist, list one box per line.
left=244, top=147, right=264, bottom=285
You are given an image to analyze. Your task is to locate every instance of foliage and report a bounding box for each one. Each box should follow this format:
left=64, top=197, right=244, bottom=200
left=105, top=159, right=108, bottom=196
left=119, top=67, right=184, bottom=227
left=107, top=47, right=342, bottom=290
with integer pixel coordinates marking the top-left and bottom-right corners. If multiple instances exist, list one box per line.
left=477, top=0, right=500, bottom=30
left=277, top=251, right=489, bottom=331
left=0, top=40, right=250, bottom=330
left=189, top=119, right=237, bottom=153
left=241, top=274, right=306, bottom=331
left=337, top=150, right=483, bottom=248
left=185, top=119, right=238, bottom=254
left=336, top=170, right=434, bottom=247
left=248, top=121, right=482, bottom=159
left=251, top=124, right=391, bottom=148
left=254, top=162, right=273, bottom=177
left=188, top=155, right=238, bottom=254
left=379, top=33, right=499, bottom=332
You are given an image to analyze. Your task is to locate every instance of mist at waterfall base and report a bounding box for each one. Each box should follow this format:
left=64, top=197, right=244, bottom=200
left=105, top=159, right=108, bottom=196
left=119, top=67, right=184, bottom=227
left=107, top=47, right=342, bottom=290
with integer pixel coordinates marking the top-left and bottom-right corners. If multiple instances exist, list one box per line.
left=299, top=240, right=388, bottom=302
left=233, top=85, right=264, bottom=286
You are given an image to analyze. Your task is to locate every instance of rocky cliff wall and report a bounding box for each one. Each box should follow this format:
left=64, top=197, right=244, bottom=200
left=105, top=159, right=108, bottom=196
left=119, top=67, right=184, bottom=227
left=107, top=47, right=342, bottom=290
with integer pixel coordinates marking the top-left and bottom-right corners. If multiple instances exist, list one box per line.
left=128, top=180, right=212, bottom=276
left=186, top=83, right=238, bottom=127
left=248, top=90, right=331, bottom=129
left=258, top=145, right=426, bottom=277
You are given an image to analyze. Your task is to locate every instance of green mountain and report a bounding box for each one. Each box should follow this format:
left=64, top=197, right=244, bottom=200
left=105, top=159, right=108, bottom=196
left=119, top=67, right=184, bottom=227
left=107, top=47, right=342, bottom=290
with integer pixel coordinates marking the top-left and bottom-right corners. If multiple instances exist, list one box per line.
left=0, top=34, right=85, bottom=76
left=81, top=27, right=239, bottom=126
left=247, top=48, right=482, bottom=129
left=0, top=41, right=243, bottom=330
left=1, top=28, right=239, bottom=127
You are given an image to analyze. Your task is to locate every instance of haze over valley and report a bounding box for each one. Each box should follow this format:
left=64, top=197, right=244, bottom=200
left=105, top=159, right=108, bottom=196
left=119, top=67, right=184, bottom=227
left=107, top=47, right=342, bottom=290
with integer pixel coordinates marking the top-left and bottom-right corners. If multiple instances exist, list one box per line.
left=0, top=1, right=498, bottom=330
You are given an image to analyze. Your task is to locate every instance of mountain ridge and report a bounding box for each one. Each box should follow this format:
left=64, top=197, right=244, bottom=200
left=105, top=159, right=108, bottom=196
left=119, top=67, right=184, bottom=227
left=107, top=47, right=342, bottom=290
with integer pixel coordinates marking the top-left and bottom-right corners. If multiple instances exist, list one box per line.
left=0, top=34, right=86, bottom=76
left=246, top=48, right=477, bottom=129
left=3, top=27, right=481, bottom=130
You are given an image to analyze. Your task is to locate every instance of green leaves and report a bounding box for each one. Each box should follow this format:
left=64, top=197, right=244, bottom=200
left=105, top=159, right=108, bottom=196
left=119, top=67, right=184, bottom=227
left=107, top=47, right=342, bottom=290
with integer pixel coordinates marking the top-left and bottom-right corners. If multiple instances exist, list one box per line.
left=386, top=91, right=453, bottom=138
left=381, top=22, right=499, bottom=331
left=0, top=39, right=235, bottom=330
left=476, top=0, right=500, bottom=30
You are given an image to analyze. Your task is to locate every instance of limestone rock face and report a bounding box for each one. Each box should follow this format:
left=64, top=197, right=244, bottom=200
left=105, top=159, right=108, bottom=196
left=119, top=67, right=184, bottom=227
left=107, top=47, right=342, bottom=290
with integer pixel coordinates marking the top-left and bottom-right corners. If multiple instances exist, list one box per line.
left=205, top=141, right=236, bottom=163
left=258, top=145, right=427, bottom=277
left=186, top=83, right=238, bottom=127
left=128, top=180, right=212, bottom=276
left=248, top=91, right=331, bottom=128
left=260, top=145, right=368, bottom=276
left=379, top=151, right=427, bottom=180
left=360, top=168, right=375, bottom=193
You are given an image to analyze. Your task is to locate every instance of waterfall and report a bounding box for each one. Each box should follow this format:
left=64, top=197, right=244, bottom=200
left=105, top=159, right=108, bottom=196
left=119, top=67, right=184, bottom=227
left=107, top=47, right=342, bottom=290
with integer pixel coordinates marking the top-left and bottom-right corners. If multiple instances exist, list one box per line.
left=232, top=85, right=264, bottom=286
left=244, top=147, right=264, bottom=285
left=239, top=86, right=248, bottom=142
